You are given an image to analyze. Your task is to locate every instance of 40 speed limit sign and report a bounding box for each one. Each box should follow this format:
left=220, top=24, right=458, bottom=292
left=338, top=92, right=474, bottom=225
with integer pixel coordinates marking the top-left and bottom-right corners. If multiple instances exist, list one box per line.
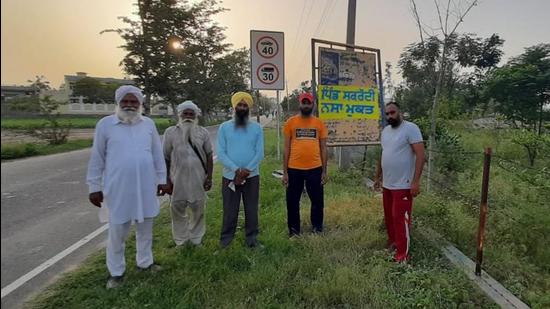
left=251, top=30, right=284, bottom=90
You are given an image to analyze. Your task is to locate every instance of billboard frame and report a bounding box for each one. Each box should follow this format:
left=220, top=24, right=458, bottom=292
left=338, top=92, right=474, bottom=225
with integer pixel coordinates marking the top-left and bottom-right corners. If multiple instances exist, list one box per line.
left=310, top=38, right=385, bottom=146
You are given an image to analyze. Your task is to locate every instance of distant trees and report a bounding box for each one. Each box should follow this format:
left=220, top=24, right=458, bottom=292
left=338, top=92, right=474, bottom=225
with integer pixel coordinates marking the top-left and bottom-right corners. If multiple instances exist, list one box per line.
left=72, top=77, right=120, bottom=103
left=484, top=44, right=550, bottom=134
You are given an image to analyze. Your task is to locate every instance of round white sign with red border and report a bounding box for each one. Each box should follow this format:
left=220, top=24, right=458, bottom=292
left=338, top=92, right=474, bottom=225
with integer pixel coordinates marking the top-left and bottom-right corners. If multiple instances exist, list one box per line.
left=256, top=36, right=279, bottom=59
left=256, top=63, right=279, bottom=85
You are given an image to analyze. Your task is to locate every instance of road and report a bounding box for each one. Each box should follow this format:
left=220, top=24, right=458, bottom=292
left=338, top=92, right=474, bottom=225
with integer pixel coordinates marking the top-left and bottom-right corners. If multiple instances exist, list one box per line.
left=1, top=117, right=272, bottom=308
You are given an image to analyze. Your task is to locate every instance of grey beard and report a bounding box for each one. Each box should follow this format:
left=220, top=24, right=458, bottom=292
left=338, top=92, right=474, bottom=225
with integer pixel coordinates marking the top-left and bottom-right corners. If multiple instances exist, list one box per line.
left=116, top=106, right=142, bottom=124
left=179, top=120, right=199, bottom=144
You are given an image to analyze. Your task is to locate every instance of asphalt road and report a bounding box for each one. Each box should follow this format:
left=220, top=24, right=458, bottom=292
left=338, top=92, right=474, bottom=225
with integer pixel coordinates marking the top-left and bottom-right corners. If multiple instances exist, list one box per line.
left=0, top=116, right=272, bottom=308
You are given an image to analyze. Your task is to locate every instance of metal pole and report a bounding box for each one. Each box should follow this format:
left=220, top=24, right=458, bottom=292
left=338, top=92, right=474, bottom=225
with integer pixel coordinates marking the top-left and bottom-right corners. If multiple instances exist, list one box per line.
left=276, top=90, right=281, bottom=160
left=346, top=0, right=357, bottom=47
left=311, top=39, right=317, bottom=107
left=256, top=90, right=260, bottom=123
left=475, top=147, right=492, bottom=276
left=341, top=0, right=357, bottom=169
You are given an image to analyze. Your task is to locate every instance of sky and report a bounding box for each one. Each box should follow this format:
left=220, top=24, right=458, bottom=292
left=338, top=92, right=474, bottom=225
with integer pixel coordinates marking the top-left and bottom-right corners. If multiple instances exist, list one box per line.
left=2, top=0, right=549, bottom=94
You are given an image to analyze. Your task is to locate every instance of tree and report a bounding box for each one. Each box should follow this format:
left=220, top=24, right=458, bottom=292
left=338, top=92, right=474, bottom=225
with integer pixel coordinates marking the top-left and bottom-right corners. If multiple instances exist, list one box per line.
left=407, top=0, right=480, bottom=191
left=484, top=44, right=550, bottom=134
left=103, top=0, right=247, bottom=117
left=28, top=75, right=51, bottom=94
left=7, top=76, right=52, bottom=112
left=72, top=77, right=120, bottom=103
left=396, top=33, right=504, bottom=118
left=511, top=130, right=550, bottom=166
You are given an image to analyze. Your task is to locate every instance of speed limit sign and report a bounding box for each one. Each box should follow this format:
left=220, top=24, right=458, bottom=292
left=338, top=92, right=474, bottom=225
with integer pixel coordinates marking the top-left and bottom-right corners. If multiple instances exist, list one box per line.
left=251, top=30, right=284, bottom=90
left=256, top=63, right=279, bottom=85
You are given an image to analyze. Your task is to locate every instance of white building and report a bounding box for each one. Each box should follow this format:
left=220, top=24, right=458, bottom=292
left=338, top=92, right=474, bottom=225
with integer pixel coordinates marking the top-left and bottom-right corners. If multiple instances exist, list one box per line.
left=45, top=72, right=171, bottom=116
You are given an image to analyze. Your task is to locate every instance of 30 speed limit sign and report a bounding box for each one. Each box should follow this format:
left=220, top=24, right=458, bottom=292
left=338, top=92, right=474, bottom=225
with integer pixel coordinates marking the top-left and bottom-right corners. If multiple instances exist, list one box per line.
left=251, top=30, right=284, bottom=90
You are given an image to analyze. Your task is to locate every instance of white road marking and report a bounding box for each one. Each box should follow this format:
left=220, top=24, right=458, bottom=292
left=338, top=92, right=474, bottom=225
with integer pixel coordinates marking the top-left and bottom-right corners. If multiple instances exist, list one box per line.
left=1, top=224, right=108, bottom=298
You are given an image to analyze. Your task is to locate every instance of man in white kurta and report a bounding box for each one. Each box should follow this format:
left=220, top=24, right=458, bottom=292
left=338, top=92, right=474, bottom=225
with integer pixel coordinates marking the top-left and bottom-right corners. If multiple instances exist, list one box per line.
left=163, top=101, right=213, bottom=246
left=86, top=85, right=167, bottom=289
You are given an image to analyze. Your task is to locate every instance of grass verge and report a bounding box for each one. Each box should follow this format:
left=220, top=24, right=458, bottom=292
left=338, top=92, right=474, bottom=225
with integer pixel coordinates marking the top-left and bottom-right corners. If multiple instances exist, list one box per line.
left=27, top=130, right=496, bottom=308
left=1, top=139, right=93, bottom=161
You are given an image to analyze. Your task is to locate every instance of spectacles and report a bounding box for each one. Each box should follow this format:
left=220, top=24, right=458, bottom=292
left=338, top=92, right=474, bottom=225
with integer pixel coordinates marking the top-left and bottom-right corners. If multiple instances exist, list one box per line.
left=385, top=111, right=396, bottom=116
left=301, top=100, right=313, bottom=105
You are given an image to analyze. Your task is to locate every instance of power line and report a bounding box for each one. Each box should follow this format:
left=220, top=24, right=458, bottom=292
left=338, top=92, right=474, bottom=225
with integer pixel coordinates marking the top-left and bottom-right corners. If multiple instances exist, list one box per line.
left=313, top=0, right=334, bottom=38
left=289, top=0, right=328, bottom=82
left=290, top=0, right=308, bottom=58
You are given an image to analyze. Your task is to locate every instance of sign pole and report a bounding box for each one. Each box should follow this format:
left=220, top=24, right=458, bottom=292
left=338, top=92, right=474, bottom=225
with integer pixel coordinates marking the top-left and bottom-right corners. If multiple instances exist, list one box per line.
left=276, top=90, right=281, bottom=160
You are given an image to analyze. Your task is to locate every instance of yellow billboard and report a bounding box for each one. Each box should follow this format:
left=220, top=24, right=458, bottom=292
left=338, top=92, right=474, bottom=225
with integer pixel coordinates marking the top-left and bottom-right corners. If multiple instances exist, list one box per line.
left=318, top=85, right=379, bottom=120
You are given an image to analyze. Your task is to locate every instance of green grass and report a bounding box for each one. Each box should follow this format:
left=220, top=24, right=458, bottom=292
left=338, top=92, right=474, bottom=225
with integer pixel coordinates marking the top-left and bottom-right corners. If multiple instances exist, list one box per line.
left=414, top=125, right=550, bottom=308
left=1, top=139, right=93, bottom=161
left=1, top=117, right=173, bottom=131
left=27, top=130, right=496, bottom=309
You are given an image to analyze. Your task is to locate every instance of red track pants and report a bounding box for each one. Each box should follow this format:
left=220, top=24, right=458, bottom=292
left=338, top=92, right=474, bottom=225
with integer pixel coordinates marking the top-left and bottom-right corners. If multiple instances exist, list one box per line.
left=382, top=188, right=413, bottom=262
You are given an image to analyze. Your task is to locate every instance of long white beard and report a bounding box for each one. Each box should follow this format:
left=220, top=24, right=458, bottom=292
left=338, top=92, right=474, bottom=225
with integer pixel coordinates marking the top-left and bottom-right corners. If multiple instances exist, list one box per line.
left=179, top=119, right=199, bottom=143
left=116, top=106, right=142, bottom=124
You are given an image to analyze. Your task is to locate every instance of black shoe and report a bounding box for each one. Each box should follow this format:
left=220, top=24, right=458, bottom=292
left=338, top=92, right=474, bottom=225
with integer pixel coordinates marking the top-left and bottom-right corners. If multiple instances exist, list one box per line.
left=312, top=227, right=323, bottom=234
left=137, top=264, right=162, bottom=273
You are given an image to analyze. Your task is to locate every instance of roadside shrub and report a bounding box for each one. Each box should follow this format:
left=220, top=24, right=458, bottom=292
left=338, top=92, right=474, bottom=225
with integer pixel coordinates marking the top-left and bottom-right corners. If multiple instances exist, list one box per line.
left=1, top=144, right=39, bottom=160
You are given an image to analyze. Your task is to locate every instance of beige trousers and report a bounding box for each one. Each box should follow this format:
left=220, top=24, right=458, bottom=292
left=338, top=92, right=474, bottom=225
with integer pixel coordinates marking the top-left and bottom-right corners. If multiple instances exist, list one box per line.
left=170, top=199, right=205, bottom=246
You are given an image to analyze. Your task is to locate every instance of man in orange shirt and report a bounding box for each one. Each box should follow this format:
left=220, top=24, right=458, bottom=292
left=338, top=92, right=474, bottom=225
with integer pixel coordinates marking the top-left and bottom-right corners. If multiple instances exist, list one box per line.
left=282, top=92, right=328, bottom=236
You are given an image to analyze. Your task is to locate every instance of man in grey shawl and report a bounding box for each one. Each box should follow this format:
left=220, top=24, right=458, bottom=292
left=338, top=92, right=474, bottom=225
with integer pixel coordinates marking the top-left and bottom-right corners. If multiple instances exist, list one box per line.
left=163, top=100, right=214, bottom=247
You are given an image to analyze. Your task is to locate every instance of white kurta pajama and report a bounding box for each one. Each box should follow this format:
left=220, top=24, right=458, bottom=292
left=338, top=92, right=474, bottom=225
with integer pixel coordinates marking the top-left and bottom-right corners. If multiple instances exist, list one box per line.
left=87, top=115, right=166, bottom=276
left=163, top=124, right=212, bottom=245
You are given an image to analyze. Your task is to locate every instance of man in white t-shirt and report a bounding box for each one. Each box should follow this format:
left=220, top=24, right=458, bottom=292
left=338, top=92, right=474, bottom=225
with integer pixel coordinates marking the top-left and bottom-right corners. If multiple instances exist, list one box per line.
left=374, top=102, right=425, bottom=263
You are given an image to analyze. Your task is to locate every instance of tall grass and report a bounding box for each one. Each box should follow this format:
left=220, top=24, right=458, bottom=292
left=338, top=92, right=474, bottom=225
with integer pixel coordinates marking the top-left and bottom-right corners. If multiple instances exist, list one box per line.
left=27, top=130, right=496, bottom=309
left=1, top=139, right=93, bottom=161
left=415, top=126, right=550, bottom=308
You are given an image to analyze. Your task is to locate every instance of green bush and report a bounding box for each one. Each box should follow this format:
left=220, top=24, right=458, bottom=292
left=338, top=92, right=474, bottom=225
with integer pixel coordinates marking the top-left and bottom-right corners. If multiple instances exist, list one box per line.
left=1, top=143, right=39, bottom=160
left=1, top=139, right=92, bottom=161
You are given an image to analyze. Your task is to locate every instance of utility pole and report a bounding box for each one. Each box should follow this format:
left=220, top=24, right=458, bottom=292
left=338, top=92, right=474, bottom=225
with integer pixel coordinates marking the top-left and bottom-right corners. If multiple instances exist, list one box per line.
left=340, top=0, right=357, bottom=169
left=346, top=0, right=356, bottom=47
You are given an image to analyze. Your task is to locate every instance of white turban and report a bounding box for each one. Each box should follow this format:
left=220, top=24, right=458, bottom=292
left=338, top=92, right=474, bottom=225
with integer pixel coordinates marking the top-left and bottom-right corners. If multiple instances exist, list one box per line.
left=115, top=85, right=144, bottom=105
left=176, top=100, right=201, bottom=116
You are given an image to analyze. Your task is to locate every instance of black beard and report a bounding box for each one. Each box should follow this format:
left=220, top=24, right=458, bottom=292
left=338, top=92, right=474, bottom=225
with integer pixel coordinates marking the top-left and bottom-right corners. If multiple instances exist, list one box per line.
left=300, top=107, right=313, bottom=116
left=387, top=117, right=402, bottom=128
left=235, top=109, right=249, bottom=126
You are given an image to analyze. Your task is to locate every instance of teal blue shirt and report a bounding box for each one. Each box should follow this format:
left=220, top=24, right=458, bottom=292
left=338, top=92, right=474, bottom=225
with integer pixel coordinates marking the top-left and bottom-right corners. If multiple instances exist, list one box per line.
left=216, top=120, right=264, bottom=180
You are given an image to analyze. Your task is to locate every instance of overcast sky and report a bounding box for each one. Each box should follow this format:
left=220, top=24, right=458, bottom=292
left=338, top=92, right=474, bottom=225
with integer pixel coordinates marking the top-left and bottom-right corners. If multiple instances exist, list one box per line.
left=2, top=0, right=549, bottom=93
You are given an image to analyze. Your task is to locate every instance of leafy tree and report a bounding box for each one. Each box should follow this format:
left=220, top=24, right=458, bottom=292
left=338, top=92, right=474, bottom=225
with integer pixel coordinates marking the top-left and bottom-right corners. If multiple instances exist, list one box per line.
left=511, top=129, right=550, bottom=166
left=404, top=0, right=504, bottom=191
left=72, top=77, right=120, bottom=103
left=103, top=0, right=247, bottom=117
left=36, top=96, right=71, bottom=144
left=396, top=33, right=504, bottom=118
left=28, top=75, right=51, bottom=94
left=7, top=96, right=41, bottom=113
left=484, top=44, right=550, bottom=134
left=7, top=75, right=52, bottom=112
